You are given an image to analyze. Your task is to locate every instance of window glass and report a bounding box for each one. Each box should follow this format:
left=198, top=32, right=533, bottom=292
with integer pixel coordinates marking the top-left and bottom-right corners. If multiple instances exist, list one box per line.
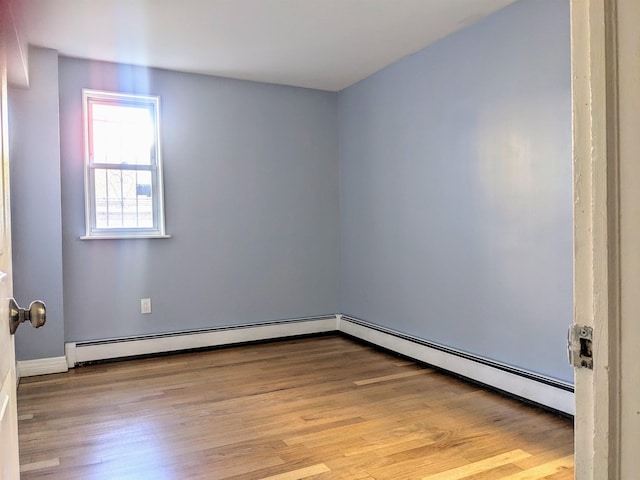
left=94, top=169, right=154, bottom=229
left=90, top=103, right=154, bottom=165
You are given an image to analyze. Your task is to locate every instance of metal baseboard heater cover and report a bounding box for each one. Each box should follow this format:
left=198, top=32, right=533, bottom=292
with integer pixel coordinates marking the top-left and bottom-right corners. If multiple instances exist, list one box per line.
left=340, top=315, right=573, bottom=393
left=338, top=315, right=574, bottom=414
left=67, top=315, right=339, bottom=365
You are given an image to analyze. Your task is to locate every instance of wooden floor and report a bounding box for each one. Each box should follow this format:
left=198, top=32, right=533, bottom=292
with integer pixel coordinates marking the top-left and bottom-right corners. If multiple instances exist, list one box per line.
left=17, top=335, right=574, bottom=479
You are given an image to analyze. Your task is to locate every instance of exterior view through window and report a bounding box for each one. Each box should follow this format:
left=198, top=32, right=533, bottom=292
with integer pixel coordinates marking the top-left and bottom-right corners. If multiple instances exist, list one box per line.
left=82, top=89, right=167, bottom=238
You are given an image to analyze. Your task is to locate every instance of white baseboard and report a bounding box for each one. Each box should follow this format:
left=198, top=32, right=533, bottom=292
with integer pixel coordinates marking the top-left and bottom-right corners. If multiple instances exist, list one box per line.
left=338, top=315, right=575, bottom=415
left=65, top=315, right=339, bottom=365
left=17, top=356, right=68, bottom=380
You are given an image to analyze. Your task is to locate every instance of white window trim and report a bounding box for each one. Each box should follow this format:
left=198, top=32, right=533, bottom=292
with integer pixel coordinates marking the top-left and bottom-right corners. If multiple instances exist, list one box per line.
left=81, top=89, right=169, bottom=239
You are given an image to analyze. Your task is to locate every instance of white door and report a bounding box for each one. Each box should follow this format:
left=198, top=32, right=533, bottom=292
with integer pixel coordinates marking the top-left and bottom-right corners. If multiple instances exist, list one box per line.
left=572, top=0, right=640, bottom=477
left=0, top=51, right=19, bottom=479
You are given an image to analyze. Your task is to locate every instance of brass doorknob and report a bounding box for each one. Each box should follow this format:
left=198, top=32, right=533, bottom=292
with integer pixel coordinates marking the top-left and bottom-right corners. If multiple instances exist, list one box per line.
left=9, top=298, right=46, bottom=334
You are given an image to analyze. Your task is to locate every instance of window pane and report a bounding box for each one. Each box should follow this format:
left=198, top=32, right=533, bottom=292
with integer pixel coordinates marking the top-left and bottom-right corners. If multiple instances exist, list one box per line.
left=95, top=168, right=154, bottom=229
left=91, top=103, right=154, bottom=165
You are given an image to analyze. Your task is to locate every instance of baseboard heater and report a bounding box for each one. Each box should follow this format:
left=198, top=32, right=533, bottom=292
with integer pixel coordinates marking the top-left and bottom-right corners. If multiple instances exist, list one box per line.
left=65, top=315, right=338, bottom=366
left=337, top=315, right=575, bottom=415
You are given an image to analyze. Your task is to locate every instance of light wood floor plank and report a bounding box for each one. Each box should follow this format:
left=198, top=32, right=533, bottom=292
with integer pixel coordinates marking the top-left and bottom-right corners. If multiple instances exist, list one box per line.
left=20, top=458, right=60, bottom=473
left=258, top=463, right=331, bottom=480
left=501, top=455, right=575, bottom=479
left=354, top=369, right=431, bottom=385
left=422, top=449, right=532, bottom=479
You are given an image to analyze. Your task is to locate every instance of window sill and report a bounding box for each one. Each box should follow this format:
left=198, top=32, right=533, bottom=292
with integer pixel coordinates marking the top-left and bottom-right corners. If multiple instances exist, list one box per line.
left=80, top=234, right=172, bottom=240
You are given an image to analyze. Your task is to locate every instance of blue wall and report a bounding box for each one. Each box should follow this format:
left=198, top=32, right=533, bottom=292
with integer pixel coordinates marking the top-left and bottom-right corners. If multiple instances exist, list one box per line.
left=338, top=0, right=572, bottom=381
left=57, top=59, right=340, bottom=341
left=9, top=47, right=65, bottom=361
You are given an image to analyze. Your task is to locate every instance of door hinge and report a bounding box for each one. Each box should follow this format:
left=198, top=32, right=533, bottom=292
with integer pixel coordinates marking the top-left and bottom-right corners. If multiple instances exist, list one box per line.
left=568, top=324, right=593, bottom=369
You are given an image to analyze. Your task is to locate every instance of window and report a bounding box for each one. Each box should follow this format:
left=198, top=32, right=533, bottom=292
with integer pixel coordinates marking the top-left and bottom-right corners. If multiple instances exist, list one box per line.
left=82, top=89, right=168, bottom=239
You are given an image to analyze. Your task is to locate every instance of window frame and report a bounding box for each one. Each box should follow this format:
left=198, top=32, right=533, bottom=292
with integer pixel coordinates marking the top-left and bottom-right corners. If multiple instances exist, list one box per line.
left=81, top=89, right=169, bottom=239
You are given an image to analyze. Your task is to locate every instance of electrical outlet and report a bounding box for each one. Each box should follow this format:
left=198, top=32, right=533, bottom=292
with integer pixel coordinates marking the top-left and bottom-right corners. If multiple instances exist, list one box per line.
left=141, top=298, right=152, bottom=314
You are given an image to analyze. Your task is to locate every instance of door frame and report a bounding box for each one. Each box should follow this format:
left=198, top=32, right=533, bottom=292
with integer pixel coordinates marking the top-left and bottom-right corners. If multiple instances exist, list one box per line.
left=571, top=0, right=619, bottom=476
left=571, top=0, right=640, bottom=476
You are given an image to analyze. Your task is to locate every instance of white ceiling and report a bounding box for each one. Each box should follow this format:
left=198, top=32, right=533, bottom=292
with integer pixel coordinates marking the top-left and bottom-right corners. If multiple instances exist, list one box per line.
left=21, top=0, right=517, bottom=91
